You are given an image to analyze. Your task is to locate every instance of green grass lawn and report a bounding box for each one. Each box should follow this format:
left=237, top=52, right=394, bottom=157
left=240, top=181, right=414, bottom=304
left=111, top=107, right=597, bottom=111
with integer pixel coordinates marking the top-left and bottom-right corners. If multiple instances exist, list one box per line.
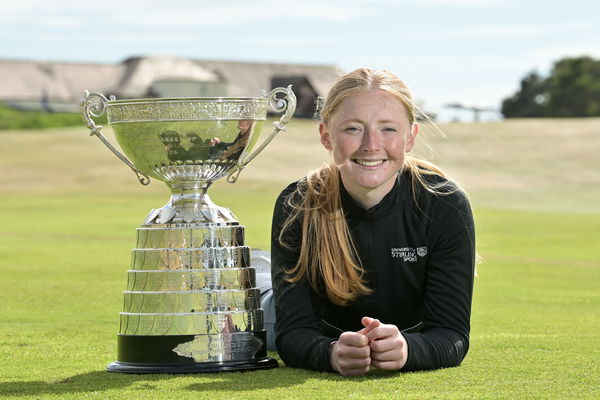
left=0, top=121, right=599, bottom=399
left=0, top=104, right=87, bottom=130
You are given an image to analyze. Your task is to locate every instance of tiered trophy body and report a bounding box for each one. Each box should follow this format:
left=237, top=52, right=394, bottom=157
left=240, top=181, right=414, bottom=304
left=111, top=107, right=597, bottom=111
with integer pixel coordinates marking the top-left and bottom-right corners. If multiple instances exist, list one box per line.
left=81, top=87, right=296, bottom=373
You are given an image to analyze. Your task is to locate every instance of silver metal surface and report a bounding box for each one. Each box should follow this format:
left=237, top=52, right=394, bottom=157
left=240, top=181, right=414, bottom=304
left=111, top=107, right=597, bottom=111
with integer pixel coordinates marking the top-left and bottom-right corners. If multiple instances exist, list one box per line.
left=173, top=332, right=263, bottom=362
left=119, top=309, right=263, bottom=335
left=122, top=288, right=260, bottom=313
left=80, top=91, right=150, bottom=185
left=131, top=246, right=250, bottom=270
left=80, top=88, right=296, bottom=185
left=142, top=193, right=241, bottom=225
left=110, top=118, right=264, bottom=184
left=226, top=87, right=296, bottom=183
left=106, top=98, right=270, bottom=123
left=126, top=268, right=255, bottom=291
left=136, top=225, right=244, bottom=248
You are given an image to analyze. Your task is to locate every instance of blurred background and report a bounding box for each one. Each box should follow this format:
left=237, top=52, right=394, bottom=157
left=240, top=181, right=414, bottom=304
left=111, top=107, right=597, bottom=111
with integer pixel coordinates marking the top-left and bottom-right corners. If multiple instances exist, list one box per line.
left=1, top=0, right=599, bottom=123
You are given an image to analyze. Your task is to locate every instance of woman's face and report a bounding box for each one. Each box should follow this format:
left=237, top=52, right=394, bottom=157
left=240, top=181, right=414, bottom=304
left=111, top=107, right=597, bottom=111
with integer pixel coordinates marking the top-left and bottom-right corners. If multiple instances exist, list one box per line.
left=319, top=89, right=417, bottom=201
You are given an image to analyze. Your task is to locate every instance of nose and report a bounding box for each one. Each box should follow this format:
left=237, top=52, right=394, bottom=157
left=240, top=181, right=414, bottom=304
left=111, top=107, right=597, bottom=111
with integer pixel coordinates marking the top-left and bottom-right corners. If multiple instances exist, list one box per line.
left=361, top=129, right=382, bottom=152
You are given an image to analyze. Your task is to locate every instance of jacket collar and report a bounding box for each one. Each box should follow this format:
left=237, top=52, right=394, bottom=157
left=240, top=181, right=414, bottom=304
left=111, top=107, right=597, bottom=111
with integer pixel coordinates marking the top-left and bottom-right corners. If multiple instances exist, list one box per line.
left=340, top=171, right=410, bottom=219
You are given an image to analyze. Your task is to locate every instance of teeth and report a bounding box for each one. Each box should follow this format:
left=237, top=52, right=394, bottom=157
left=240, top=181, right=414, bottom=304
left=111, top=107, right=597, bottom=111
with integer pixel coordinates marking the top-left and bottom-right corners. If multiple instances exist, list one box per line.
left=356, top=159, right=383, bottom=167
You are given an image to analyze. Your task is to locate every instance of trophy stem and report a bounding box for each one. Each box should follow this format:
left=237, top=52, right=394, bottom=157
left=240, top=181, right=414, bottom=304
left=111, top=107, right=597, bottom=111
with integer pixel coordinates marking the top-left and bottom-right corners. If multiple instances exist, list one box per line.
left=143, top=181, right=238, bottom=225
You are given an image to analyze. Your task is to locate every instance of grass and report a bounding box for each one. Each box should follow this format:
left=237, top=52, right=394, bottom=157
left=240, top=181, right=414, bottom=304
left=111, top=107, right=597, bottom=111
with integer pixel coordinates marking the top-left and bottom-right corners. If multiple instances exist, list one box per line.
left=0, top=104, right=90, bottom=130
left=0, top=119, right=599, bottom=399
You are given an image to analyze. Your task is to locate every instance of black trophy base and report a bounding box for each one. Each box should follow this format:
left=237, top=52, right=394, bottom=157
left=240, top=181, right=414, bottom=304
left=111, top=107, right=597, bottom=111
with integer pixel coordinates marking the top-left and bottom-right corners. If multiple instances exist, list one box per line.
left=106, top=332, right=278, bottom=374
left=106, top=357, right=279, bottom=374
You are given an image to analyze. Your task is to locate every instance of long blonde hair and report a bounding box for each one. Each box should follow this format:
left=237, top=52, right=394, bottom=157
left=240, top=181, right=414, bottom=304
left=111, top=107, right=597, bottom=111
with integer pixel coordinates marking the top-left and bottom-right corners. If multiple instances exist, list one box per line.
left=280, top=68, right=453, bottom=306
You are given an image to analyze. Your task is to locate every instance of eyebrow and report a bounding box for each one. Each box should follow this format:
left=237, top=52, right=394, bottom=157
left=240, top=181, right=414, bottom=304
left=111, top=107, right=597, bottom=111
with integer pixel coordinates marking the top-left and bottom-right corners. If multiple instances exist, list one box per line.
left=339, top=118, right=402, bottom=124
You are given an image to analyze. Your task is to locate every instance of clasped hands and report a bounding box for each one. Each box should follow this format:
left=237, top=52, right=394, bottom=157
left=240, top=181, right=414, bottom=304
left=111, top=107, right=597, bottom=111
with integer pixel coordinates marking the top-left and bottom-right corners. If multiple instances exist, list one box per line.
left=329, top=317, right=408, bottom=376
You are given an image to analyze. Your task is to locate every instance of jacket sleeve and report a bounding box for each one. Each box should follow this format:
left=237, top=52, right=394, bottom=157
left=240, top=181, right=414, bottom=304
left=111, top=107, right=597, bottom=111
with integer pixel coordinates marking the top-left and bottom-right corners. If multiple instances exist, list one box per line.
left=270, top=185, right=336, bottom=372
left=401, top=189, right=476, bottom=371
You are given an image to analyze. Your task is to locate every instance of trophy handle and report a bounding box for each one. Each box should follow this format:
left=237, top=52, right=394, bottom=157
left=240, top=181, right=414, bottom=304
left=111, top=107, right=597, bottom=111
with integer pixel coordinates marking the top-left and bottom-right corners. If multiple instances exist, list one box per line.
left=226, top=86, right=297, bottom=183
left=80, top=90, right=151, bottom=185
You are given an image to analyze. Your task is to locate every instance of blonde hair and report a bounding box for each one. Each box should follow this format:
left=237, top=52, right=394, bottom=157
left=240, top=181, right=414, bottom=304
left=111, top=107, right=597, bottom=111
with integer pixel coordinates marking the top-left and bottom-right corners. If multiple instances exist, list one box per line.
left=281, top=68, right=454, bottom=306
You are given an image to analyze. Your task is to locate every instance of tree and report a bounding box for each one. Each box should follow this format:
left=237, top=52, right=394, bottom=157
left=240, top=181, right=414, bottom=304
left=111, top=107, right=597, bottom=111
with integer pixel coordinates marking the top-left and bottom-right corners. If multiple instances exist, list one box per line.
left=501, top=56, right=600, bottom=118
left=546, top=56, right=600, bottom=117
left=501, top=71, right=548, bottom=118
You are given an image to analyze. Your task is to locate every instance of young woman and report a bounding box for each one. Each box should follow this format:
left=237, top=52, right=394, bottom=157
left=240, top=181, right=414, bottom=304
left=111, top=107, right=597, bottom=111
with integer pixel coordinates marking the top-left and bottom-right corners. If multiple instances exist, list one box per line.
left=268, top=68, right=476, bottom=376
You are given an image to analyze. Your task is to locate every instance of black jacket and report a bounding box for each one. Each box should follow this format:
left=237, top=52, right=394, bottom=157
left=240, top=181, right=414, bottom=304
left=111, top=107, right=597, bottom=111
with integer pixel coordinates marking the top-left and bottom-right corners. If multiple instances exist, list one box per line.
left=270, top=171, right=476, bottom=372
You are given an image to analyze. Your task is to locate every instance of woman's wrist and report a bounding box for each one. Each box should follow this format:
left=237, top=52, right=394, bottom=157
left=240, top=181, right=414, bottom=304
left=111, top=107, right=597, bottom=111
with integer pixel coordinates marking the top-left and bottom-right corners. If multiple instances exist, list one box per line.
left=328, top=340, right=339, bottom=372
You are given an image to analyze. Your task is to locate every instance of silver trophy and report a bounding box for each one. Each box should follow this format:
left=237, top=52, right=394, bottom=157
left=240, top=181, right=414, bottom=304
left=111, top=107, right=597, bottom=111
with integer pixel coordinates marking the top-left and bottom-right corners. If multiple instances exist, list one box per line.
left=81, top=86, right=296, bottom=373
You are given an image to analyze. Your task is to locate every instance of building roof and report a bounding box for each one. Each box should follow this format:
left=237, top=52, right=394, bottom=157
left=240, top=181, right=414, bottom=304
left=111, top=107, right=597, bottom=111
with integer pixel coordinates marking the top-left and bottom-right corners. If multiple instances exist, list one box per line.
left=194, top=59, right=343, bottom=98
left=0, top=56, right=342, bottom=112
left=116, top=56, right=221, bottom=98
left=0, top=59, right=122, bottom=103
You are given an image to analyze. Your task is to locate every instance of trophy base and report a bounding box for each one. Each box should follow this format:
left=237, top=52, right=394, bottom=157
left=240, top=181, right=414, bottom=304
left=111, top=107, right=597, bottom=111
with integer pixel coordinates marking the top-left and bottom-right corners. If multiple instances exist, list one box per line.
left=108, top=332, right=277, bottom=374
left=106, top=357, right=279, bottom=374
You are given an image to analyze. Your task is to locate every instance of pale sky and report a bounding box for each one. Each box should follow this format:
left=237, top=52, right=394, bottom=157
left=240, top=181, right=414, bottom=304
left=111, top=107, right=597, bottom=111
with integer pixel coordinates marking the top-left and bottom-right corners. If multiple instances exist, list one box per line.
left=1, top=0, right=599, bottom=121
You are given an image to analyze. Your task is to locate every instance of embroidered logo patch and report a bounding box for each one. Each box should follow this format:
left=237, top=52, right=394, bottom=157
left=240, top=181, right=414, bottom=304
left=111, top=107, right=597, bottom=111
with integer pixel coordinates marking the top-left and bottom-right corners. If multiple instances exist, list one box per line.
left=391, top=247, right=428, bottom=262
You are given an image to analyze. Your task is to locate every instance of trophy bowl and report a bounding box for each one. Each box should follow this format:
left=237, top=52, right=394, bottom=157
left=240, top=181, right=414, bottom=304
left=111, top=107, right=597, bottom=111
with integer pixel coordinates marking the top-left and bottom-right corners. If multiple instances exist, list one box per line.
left=81, top=87, right=296, bottom=373
left=107, top=97, right=270, bottom=184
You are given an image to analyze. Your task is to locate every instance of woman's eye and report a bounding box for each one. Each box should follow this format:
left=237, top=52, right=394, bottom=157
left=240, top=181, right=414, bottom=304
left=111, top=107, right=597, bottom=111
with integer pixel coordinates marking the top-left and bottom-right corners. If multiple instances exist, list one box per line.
left=344, top=126, right=361, bottom=132
left=383, top=127, right=398, bottom=133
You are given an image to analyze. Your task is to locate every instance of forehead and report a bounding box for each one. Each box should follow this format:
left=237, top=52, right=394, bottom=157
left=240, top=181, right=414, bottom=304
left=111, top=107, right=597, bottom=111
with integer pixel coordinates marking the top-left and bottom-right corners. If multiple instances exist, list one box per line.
left=331, top=89, right=410, bottom=122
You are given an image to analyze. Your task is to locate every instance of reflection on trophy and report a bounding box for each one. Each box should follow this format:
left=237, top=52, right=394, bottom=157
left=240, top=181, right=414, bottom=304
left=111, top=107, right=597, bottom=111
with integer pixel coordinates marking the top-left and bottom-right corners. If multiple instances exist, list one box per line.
left=81, top=87, right=296, bottom=373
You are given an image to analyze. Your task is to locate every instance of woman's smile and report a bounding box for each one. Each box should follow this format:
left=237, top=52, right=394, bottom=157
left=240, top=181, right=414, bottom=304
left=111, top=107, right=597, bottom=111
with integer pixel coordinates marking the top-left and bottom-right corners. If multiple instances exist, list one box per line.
left=353, top=158, right=386, bottom=167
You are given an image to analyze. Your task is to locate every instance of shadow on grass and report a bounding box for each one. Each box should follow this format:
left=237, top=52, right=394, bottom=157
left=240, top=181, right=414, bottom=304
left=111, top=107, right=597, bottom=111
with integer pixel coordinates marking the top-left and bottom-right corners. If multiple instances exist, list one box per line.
left=0, top=368, right=310, bottom=397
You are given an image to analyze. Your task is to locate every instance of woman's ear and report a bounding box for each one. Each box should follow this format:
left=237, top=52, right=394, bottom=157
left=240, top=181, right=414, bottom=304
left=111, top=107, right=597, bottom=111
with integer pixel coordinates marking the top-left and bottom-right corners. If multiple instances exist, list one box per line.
left=319, top=122, right=333, bottom=150
left=405, top=123, right=418, bottom=152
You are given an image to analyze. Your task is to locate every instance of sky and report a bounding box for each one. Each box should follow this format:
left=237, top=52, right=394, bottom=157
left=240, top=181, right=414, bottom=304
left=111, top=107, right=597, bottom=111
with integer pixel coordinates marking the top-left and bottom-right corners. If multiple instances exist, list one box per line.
left=1, top=0, right=599, bottom=121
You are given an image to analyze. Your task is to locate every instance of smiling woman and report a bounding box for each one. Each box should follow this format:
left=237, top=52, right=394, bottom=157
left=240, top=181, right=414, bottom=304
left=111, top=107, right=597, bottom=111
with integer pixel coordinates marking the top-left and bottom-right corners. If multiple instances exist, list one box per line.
left=266, top=68, right=476, bottom=376
left=318, top=89, right=418, bottom=209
